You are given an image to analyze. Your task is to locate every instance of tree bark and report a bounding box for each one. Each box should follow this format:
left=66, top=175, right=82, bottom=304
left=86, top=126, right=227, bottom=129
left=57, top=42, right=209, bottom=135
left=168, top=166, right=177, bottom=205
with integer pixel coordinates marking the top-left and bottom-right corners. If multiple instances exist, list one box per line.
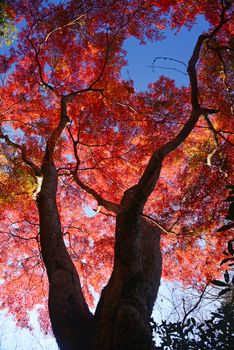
left=89, top=31, right=216, bottom=349
left=74, top=174, right=162, bottom=349
left=35, top=25, right=223, bottom=349
left=37, top=161, right=93, bottom=350
left=31, top=92, right=161, bottom=350
left=93, top=214, right=161, bottom=350
left=36, top=98, right=93, bottom=350
left=36, top=104, right=162, bottom=350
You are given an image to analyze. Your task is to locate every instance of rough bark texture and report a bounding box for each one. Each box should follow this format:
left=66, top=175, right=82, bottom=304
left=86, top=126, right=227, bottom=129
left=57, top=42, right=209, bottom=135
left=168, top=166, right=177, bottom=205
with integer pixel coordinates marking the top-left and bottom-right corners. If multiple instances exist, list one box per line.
left=36, top=101, right=162, bottom=349
left=36, top=99, right=94, bottom=350
left=37, top=161, right=93, bottom=350
left=33, top=28, right=222, bottom=350
left=74, top=173, right=162, bottom=349
left=38, top=151, right=162, bottom=350
left=93, top=215, right=161, bottom=350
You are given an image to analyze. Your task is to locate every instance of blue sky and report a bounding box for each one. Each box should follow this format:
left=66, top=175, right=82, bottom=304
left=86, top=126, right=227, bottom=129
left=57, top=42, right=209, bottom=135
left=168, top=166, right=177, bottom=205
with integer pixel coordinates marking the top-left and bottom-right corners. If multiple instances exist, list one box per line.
left=122, top=15, right=209, bottom=91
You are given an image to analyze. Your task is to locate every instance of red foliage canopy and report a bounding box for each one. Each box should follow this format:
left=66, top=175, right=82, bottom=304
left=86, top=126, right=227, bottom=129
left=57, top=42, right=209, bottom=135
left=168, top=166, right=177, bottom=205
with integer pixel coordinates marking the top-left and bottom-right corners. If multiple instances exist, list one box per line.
left=0, top=0, right=233, bottom=330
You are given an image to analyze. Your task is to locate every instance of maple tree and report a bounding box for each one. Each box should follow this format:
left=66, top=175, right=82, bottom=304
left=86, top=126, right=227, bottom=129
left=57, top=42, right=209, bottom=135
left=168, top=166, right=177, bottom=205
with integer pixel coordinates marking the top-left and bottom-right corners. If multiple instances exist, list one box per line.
left=0, top=0, right=233, bottom=349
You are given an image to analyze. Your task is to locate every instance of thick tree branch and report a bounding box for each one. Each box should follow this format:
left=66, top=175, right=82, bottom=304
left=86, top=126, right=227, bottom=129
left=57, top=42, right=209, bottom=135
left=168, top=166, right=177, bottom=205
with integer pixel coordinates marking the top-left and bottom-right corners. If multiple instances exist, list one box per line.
left=73, top=173, right=118, bottom=214
left=129, top=15, right=227, bottom=206
left=0, top=128, right=42, bottom=176
left=93, top=17, right=229, bottom=349
left=73, top=171, right=174, bottom=235
left=130, top=34, right=210, bottom=206
left=37, top=96, right=93, bottom=349
left=43, top=97, right=70, bottom=163
left=27, top=34, right=56, bottom=95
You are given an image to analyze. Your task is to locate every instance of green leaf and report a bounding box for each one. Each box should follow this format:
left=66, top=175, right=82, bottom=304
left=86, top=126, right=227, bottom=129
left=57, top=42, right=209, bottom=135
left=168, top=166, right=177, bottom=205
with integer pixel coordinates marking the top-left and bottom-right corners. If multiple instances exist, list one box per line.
left=218, top=288, right=231, bottom=297
left=211, top=312, right=223, bottom=319
left=228, top=240, right=234, bottom=255
left=220, top=257, right=233, bottom=265
left=210, top=280, right=228, bottom=287
left=217, top=223, right=234, bottom=232
left=191, top=317, right=196, bottom=326
left=225, top=196, right=234, bottom=202
left=224, top=270, right=229, bottom=284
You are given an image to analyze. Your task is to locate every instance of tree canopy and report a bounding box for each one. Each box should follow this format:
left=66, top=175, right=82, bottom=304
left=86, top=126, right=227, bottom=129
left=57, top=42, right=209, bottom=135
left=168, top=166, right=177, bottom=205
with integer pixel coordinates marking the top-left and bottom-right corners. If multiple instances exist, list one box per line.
left=0, top=0, right=16, bottom=46
left=0, top=0, right=233, bottom=345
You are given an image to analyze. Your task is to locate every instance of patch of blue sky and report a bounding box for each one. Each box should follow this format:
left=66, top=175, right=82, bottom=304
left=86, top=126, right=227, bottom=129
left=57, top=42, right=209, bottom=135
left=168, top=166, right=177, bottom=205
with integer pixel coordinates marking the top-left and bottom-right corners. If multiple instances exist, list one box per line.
left=83, top=205, right=97, bottom=218
left=121, top=15, right=209, bottom=91
left=113, top=125, right=119, bottom=133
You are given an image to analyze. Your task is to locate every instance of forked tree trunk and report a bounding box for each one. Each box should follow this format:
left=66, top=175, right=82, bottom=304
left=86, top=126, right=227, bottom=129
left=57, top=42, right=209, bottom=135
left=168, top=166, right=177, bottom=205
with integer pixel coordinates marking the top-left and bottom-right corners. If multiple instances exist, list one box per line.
left=37, top=162, right=162, bottom=350
left=37, top=160, right=94, bottom=350
left=36, top=29, right=218, bottom=349
left=36, top=99, right=162, bottom=350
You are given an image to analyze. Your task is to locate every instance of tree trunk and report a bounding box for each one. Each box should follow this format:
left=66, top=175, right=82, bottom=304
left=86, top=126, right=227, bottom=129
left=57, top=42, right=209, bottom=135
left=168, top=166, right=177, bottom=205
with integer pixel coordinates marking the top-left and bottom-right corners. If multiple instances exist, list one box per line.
left=36, top=100, right=94, bottom=350
left=36, top=32, right=208, bottom=347
left=93, top=215, right=161, bottom=350
left=73, top=172, right=162, bottom=349
left=37, top=163, right=161, bottom=350
left=35, top=97, right=162, bottom=350
left=37, top=160, right=94, bottom=350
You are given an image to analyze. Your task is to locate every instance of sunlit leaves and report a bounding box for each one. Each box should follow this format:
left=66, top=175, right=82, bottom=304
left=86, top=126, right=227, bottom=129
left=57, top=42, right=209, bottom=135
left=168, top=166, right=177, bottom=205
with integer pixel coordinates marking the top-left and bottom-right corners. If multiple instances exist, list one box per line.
left=0, top=1, right=16, bottom=46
